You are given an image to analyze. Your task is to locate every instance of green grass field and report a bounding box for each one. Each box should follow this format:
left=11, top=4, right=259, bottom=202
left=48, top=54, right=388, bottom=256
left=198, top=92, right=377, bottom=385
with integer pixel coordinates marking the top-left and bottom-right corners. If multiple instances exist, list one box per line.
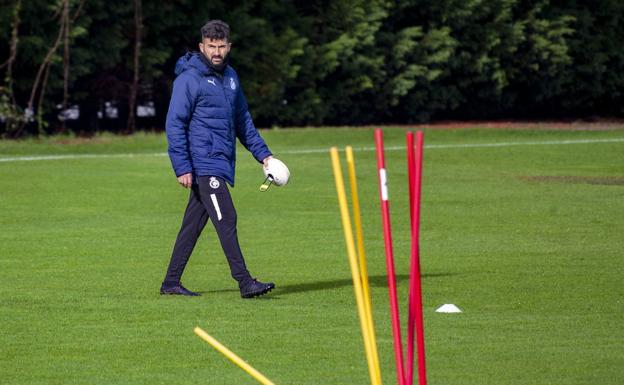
left=1, top=126, right=623, bottom=385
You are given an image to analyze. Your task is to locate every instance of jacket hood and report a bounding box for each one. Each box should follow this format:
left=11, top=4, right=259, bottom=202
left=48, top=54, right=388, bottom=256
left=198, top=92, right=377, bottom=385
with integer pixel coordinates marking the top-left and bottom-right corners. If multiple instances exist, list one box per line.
left=174, top=52, right=211, bottom=76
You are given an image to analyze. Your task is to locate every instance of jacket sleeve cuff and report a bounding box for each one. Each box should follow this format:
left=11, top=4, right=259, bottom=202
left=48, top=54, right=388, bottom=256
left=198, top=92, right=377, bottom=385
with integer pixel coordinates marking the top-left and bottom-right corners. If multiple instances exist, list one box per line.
left=174, top=167, right=193, bottom=177
left=255, top=150, right=273, bottom=163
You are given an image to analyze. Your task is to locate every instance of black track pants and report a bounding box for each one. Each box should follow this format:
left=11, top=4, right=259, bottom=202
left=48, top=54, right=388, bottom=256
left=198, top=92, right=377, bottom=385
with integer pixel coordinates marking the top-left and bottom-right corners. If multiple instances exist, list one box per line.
left=162, top=176, right=252, bottom=287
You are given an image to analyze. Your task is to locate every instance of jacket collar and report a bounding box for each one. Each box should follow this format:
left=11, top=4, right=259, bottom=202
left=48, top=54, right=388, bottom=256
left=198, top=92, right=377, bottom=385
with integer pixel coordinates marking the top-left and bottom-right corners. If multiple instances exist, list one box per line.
left=174, top=52, right=230, bottom=77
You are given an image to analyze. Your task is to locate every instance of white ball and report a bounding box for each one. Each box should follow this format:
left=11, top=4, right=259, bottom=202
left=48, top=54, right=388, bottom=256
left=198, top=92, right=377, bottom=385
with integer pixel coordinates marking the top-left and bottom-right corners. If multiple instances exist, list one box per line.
left=263, top=158, right=290, bottom=186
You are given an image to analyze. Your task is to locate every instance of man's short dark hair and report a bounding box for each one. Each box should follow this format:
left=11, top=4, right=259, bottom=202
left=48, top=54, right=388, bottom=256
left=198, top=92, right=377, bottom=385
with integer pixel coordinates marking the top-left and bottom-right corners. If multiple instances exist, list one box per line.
left=201, top=20, right=230, bottom=41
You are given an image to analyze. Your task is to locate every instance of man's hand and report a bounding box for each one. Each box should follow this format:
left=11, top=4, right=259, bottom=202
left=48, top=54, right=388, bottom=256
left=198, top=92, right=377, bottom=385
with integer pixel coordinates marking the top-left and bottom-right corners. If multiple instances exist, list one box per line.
left=177, top=173, right=193, bottom=188
left=262, top=155, right=273, bottom=168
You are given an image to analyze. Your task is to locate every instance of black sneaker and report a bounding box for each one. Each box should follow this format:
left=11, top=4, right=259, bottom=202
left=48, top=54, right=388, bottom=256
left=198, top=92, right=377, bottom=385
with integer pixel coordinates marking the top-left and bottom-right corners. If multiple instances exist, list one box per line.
left=240, top=279, right=275, bottom=298
left=160, top=283, right=200, bottom=296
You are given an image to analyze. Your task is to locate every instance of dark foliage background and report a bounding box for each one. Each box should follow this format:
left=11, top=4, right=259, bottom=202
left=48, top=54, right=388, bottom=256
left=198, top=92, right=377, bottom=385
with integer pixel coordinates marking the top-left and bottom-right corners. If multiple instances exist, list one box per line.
left=1, top=0, right=623, bottom=136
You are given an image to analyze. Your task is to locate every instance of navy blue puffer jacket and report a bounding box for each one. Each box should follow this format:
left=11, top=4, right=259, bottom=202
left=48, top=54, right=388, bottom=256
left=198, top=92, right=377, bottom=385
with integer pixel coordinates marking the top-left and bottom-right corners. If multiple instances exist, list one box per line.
left=165, top=52, right=272, bottom=186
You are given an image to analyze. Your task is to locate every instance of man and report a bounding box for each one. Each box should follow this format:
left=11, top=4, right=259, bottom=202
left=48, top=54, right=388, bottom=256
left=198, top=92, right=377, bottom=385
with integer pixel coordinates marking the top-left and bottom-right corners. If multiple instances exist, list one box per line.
left=161, top=20, right=275, bottom=298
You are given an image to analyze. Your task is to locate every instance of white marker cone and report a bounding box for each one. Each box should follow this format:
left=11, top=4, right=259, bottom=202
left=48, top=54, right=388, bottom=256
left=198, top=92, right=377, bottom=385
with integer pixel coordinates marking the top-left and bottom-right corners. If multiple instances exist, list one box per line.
left=435, top=304, right=462, bottom=313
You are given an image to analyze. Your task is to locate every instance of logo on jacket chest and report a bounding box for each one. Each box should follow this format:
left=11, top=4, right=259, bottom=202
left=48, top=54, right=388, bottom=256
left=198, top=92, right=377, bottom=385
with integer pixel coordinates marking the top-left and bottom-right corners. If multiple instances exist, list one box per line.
left=206, top=77, right=236, bottom=91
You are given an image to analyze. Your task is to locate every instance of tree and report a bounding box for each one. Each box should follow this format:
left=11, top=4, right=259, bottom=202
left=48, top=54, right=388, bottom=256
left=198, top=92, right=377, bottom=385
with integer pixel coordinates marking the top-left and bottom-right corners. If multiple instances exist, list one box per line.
left=2, top=0, right=623, bottom=135
left=126, top=0, right=142, bottom=134
left=60, top=0, right=85, bottom=132
left=0, top=0, right=27, bottom=136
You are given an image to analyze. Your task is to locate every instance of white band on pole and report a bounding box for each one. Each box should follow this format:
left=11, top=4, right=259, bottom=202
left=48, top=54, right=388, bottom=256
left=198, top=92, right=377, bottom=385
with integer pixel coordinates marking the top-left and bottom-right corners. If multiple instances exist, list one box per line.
left=379, top=168, right=389, bottom=201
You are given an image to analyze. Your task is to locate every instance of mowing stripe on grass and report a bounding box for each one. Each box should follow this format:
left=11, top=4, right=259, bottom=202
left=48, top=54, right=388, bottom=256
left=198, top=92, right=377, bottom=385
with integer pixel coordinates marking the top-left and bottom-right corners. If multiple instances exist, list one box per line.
left=333, top=137, right=624, bottom=154
left=1, top=137, right=623, bottom=163
left=0, top=152, right=167, bottom=163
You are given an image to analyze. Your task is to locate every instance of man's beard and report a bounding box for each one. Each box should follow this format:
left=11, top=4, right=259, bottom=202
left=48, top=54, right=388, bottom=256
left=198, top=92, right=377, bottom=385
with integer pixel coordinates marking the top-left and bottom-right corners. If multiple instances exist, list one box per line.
left=201, top=51, right=228, bottom=72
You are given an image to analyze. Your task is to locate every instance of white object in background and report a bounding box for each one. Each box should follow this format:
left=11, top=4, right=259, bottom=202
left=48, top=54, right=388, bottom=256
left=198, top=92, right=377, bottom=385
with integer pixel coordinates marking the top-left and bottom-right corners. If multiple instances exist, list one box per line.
left=435, top=304, right=462, bottom=313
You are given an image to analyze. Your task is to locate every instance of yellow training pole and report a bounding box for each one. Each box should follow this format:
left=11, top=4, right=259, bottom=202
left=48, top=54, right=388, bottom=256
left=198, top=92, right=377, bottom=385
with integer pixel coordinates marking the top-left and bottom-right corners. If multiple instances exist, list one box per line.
left=330, top=147, right=378, bottom=385
left=194, top=327, right=277, bottom=385
left=346, top=146, right=383, bottom=385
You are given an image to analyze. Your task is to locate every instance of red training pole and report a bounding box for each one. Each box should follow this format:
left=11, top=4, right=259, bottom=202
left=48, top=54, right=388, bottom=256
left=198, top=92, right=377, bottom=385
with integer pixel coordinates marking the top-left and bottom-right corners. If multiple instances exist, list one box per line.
left=374, top=129, right=406, bottom=385
left=406, top=132, right=416, bottom=229
left=406, top=131, right=416, bottom=384
left=407, top=131, right=427, bottom=385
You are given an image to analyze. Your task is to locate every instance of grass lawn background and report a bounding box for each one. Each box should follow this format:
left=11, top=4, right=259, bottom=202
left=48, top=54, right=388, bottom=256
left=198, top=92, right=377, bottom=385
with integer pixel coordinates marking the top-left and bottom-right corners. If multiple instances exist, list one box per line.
left=1, top=126, right=623, bottom=384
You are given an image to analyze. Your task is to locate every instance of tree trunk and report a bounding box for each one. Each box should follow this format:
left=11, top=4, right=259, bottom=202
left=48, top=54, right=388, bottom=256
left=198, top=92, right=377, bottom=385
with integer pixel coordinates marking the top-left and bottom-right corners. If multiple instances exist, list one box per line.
left=126, top=0, right=143, bottom=134
left=61, top=0, right=70, bottom=132
left=35, top=60, right=52, bottom=135
left=1, top=0, right=23, bottom=136
left=22, top=0, right=67, bottom=136
left=1, top=0, right=20, bottom=102
left=60, top=0, right=85, bottom=133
